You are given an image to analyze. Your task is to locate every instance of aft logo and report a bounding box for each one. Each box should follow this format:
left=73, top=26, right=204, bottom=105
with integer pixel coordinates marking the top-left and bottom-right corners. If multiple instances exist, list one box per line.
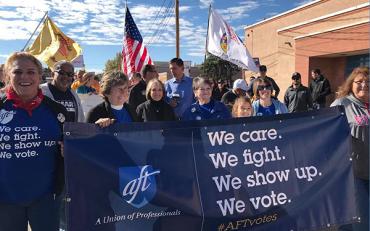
left=119, top=165, right=160, bottom=208
left=0, top=109, right=16, bottom=124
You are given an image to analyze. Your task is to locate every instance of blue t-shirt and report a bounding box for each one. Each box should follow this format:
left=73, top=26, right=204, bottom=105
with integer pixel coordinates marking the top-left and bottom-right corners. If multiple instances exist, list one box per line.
left=0, top=101, right=62, bottom=204
left=257, top=103, right=276, bottom=116
left=76, top=85, right=96, bottom=94
left=112, top=107, right=133, bottom=123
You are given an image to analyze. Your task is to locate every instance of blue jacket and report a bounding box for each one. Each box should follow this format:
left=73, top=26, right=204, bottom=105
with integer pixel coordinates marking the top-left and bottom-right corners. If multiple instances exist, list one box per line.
left=181, top=100, right=231, bottom=121
left=252, top=98, right=288, bottom=116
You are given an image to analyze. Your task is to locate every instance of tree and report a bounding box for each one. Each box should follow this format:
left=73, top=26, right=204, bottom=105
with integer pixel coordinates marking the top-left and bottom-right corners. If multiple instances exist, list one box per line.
left=104, top=52, right=122, bottom=73
left=201, top=54, right=240, bottom=85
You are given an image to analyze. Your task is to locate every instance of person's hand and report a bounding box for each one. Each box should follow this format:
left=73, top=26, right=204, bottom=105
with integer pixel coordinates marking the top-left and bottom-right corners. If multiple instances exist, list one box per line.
left=95, top=118, right=115, bottom=128
left=169, top=99, right=177, bottom=108
left=58, top=141, right=64, bottom=157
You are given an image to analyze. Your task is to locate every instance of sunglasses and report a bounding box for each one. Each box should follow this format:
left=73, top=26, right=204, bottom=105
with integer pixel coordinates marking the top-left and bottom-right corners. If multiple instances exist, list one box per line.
left=292, top=77, right=301, bottom=81
left=56, top=70, right=74, bottom=78
left=257, top=85, right=272, bottom=91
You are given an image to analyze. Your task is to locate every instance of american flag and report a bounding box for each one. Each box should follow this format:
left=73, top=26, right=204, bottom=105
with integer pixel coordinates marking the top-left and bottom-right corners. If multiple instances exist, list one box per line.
left=122, top=7, right=153, bottom=78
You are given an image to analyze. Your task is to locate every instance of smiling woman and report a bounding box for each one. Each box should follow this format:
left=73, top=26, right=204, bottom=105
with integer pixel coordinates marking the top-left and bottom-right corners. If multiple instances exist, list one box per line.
left=251, top=78, right=288, bottom=116
left=86, top=71, right=139, bottom=127
left=330, top=66, right=369, bottom=231
left=0, top=52, right=68, bottom=231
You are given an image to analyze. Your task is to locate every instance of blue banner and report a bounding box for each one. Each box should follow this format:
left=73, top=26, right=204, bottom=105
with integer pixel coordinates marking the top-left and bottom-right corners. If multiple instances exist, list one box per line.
left=64, top=107, right=358, bottom=231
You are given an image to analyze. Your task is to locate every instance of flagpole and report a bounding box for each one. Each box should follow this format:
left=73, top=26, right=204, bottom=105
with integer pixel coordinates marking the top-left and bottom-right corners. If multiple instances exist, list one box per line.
left=175, top=0, right=180, bottom=58
left=203, top=5, right=211, bottom=65
left=21, top=11, right=48, bottom=51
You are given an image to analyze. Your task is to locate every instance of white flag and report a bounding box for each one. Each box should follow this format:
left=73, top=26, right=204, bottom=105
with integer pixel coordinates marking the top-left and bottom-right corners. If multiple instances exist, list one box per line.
left=207, top=8, right=258, bottom=72
left=71, top=55, right=85, bottom=68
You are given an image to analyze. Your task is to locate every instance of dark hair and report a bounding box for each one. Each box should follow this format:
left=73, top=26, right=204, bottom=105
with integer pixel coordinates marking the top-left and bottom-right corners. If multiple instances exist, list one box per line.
left=253, top=78, right=273, bottom=99
left=312, top=68, right=321, bottom=75
left=259, top=65, right=267, bottom=72
left=132, top=72, right=141, bottom=79
left=170, top=57, right=184, bottom=67
left=142, top=64, right=156, bottom=78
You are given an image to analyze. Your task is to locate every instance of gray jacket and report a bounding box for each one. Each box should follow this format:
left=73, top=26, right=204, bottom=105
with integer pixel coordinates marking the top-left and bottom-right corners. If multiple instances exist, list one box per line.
left=331, top=94, right=369, bottom=180
left=40, top=83, right=85, bottom=122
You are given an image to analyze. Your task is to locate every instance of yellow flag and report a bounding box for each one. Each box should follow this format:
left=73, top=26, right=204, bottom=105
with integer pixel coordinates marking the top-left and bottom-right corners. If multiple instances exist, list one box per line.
left=26, top=17, right=82, bottom=69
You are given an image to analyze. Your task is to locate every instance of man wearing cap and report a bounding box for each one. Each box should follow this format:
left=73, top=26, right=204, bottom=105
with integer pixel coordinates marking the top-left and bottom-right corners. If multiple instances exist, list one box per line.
left=221, top=79, right=248, bottom=111
left=212, top=79, right=228, bottom=101
left=40, top=60, right=84, bottom=122
left=247, top=65, right=280, bottom=98
left=165, top=58, right=194, bottom=118
left=284, top=72, right=313, bottom=113
left=129, top=64, right=158, bottom=111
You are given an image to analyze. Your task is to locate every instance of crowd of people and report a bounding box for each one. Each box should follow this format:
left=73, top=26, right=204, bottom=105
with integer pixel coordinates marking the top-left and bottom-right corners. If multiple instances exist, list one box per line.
left=0, top=51, right=368, bottom=231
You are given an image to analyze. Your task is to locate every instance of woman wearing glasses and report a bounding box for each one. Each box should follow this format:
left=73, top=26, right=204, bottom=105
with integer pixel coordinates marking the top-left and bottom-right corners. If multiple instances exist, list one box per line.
left=331, top=67, right=369, bottom=231
left=252, top=78, right=288, bottom=116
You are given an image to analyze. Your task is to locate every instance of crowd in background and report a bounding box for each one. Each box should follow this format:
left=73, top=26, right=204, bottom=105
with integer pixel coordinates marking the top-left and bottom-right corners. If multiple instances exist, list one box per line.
left=0, top=52, right=368, bottom=231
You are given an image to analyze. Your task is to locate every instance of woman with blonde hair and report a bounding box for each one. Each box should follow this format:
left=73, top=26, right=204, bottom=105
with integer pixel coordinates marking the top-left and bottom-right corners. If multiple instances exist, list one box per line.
left=136, top=79, right=176, bottom=122
left=331, top=66, right=369, bottom=231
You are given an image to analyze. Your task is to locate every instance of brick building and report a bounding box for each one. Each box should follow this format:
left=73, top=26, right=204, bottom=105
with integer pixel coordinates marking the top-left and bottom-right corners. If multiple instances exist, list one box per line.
left=244, top=0, right=369, bottom=103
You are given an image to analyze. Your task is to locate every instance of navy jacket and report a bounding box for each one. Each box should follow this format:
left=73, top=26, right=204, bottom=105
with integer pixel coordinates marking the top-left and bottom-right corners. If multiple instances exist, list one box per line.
left=181, top=100, right=231, bottom=121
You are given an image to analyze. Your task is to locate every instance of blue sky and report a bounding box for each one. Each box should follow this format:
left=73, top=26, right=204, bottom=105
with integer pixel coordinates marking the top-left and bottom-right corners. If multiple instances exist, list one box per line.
left=0, top=0, right=313, bottom=72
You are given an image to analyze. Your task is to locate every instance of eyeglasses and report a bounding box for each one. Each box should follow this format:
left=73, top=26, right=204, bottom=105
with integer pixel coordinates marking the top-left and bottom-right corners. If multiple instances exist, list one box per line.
left=292, top=77, right=301, bottom=81
left=56, top=70, right=74, bottom=78
left=257, top=85, right=272, bottom=91
left=354, top=81, right=369, bottom=86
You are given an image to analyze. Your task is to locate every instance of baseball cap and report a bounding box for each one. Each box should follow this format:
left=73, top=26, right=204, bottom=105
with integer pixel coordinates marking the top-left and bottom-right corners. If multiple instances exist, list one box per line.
left=233, top=79, right=248, bottom=91
left=292, top=72, right=301, bottom=80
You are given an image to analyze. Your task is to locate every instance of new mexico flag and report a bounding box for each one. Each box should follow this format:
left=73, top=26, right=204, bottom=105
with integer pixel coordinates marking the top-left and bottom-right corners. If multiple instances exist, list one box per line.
left=26, top=16, right=82, bottom=69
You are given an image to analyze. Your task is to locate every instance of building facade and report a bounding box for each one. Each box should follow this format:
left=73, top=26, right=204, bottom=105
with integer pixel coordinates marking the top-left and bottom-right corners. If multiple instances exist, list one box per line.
left=244, top=0, right=369, bottom=103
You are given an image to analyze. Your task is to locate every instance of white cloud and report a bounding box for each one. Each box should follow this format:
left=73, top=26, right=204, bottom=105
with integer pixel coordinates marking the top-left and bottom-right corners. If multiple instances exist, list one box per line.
left=218, top=1, right=259, bottom=21
left=199, top=0, right=213, bottom=9
left=0, top=54, right=9, bottom=58
left=0, top=0, right=208, bottom=59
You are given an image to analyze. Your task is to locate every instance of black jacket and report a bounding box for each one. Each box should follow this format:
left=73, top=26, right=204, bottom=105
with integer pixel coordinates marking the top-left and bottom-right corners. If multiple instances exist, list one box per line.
left=309, top=75, right=331, bottom=106
left=136, top=100, right=176, bottom=122
left=86, top=100, right=139, bottom=123
left=128, top=80, right=147, bottom=111
left=284, top=84, right=313, bottom=113
left=212, top=87, right=228, bottom=101
left=0, top=96, right=68, bottom=196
